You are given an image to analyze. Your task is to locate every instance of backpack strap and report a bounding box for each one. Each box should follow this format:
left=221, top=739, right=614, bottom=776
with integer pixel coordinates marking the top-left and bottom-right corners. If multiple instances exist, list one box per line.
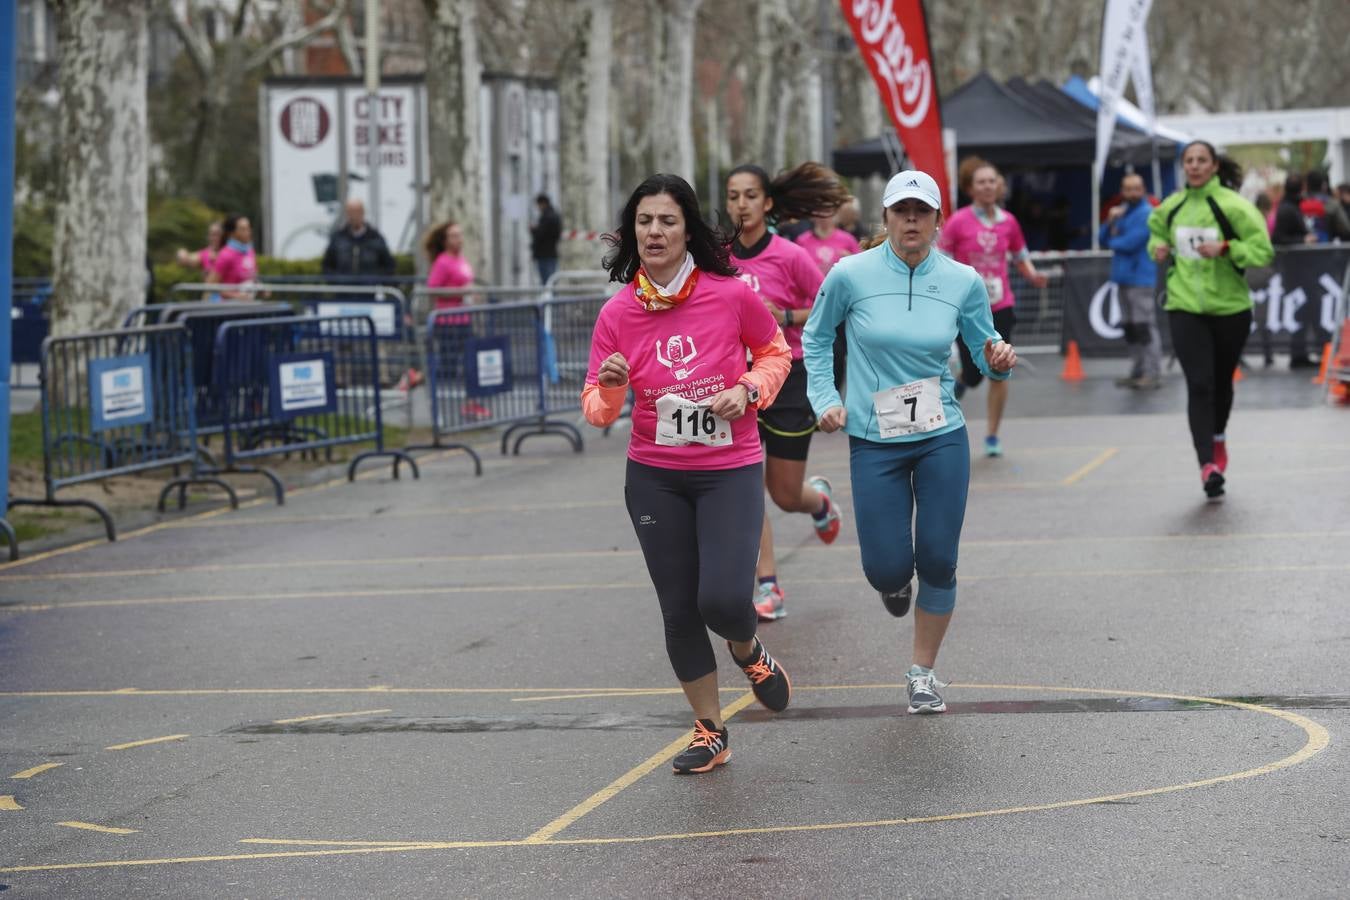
left=1205, top=196, right=1246, bottom=275
left=1165, top=195, right=1187, bottom=231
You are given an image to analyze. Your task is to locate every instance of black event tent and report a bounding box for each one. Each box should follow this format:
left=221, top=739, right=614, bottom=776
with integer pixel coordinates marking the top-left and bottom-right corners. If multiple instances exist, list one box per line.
left=832, top=72, right=1174, bottom=177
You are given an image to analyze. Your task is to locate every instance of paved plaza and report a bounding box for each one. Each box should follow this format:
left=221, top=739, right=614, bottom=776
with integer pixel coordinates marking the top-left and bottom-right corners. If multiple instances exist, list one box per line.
left=1, top=359, right=1348, bottom=897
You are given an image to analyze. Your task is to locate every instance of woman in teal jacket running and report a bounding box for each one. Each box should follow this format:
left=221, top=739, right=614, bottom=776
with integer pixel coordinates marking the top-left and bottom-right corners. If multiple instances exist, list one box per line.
left=802, top=170, right=1016, bottom=715
left=1148, top=140, right=1274, bottom=499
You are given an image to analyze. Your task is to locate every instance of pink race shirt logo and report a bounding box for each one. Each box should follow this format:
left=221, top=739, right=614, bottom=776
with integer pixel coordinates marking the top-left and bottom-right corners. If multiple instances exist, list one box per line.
left=655, top=335, right=704, bottom=381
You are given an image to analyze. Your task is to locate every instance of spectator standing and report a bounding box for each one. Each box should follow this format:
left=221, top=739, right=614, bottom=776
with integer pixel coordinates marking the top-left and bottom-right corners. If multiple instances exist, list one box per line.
left=322, top=198, right=395, bottom=279
left=208, top=215, right=259, bottom=300
left=1100, top=174, right=1161, bottom=389
left=530, top=194, right=563, bottom=286
left=1304, top=170, right=1350, bottom=242
left=1271, top=175, right=1317, bottom=369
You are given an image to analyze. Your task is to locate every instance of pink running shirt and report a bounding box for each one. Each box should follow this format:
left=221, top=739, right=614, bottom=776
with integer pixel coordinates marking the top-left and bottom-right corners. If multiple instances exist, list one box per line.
left=586, top=272, right=779, bottom=471
left=428, top=251, right=475, bottom=324
left=733, top=234, right=822, bottom=360
left=212, top=244, right=257, bottom=285
left=938, top=206, right=1028, bottom=312
left=795, top=228, right=860, bottom=276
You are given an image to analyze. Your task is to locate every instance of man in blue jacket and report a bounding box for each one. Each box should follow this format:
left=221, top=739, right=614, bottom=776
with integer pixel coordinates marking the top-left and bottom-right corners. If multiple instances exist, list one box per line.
left=1100, top=174, right=1161, bottom=389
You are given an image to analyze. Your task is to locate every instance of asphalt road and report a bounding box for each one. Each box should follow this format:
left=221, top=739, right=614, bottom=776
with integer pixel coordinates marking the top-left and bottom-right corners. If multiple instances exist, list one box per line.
left=1, top=360, right=1348, bottom=898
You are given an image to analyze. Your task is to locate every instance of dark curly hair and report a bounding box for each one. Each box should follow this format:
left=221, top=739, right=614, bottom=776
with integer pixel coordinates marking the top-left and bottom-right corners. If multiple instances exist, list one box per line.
left=602, top=174, right=738, bottom=283
left=727, top=161, right=851, bottom=223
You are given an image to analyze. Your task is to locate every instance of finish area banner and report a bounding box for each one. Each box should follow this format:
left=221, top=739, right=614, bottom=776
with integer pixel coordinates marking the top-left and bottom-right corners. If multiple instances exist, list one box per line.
left=840, top=0, right=949, bottom=211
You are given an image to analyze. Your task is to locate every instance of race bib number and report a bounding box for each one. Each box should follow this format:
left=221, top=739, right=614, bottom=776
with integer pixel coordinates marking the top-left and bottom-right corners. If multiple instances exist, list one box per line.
left=983, top=275, right=1004, bottom=303
left=1175, top=226, right=1220, bottom=260
left=873, top=377, right=947, bottom=438
left=655, top=393, right=732, bottom=447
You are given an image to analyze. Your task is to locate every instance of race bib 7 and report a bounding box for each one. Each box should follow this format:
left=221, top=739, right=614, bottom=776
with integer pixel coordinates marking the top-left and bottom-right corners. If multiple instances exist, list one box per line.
left=873, top=377, right=947, bottom=438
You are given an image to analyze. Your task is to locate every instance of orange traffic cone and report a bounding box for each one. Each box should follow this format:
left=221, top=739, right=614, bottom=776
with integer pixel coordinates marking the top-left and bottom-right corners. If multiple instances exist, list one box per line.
left=1311, top=342, right=1332, bottom=384
left=1232, top=365, right=1243, bottom=383
left=1061, top=340, right=1085, bottom=382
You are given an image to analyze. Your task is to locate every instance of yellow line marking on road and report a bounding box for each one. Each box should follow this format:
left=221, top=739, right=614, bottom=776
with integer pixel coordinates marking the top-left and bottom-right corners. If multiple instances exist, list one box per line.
left=239, top=838, right=445, bottom=847
left=0, top=796, right=23, bottom=811
left=0, top=685, right=1331, bottom=873
left=1061, top=448, right=1119, bottom=486
left=56, top=822, right=138, bottom=835
left=522, top=691, right=759, bottom=845
left=10, top=763, right=63, bottom=779
left=273, top=709, right=392, bottom=725
left=8, top=530, right=1348, bottom=584
left=105, top=734, right=189, bottom=751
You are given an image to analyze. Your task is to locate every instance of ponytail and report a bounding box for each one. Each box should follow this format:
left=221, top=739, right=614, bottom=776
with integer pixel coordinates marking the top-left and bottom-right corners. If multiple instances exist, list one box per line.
left=1184, top=140, right=1244, bottom=191
left=727, top=161, right=852, bottom=224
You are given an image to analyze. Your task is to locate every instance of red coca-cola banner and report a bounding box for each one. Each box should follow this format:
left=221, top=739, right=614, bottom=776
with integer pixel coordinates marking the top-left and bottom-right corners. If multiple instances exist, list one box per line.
left=839, top=0, right=949, bottom=212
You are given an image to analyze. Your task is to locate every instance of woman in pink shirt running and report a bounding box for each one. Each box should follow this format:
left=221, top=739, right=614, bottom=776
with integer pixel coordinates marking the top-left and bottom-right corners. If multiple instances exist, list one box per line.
left=937, top=158, right=1048, bottom=457
left=795, top=209, right=861, bottom=276
left=208, top=215, right=259, bottom=300
left=726, top=162, right=849, bottom=623
left=582, top=173, right=793, bottom=775
left=176, top=220, right=223, bottom=274
left=423, top=220, right=488, bottom=418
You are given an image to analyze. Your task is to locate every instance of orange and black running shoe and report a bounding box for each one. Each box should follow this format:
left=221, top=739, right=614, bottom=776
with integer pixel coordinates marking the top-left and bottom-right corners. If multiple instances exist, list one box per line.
left=730, top=639, right=791, bottom=712
left=672, top=719, right=730, bottom=774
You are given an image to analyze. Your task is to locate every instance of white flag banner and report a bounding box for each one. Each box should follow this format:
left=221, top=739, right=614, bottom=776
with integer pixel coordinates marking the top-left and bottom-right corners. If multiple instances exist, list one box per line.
left=1095, top=0, right=1154, bottom=184
left=1129, top=24, right=1156, bottom=136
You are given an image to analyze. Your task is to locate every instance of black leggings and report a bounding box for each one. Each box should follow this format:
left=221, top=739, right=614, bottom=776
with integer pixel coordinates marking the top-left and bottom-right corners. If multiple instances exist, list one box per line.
left=624, top=459, right=763, bottom=682
left=1168, top=309, right=1252, bottom=466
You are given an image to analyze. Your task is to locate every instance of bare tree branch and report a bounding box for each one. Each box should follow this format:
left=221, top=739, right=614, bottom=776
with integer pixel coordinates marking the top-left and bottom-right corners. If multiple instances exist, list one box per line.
left=245, top=0, right=349, bottom=72
left=160, top=0, right=213, bottom=79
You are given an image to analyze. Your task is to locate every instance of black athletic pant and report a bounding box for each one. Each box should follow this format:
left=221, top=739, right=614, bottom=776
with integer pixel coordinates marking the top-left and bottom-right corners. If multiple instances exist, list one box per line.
left=1168, top=309, right=1252, bottom=466
left=624, top=459, right=763, bottom=683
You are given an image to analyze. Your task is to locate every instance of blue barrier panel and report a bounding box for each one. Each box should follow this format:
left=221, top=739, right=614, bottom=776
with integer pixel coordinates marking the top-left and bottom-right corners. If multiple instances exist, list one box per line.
left=6, top=323, right=238, bottom=545
left=402, top=299, right=576, bottom=467
left=211, top=314, right=418, bottom=504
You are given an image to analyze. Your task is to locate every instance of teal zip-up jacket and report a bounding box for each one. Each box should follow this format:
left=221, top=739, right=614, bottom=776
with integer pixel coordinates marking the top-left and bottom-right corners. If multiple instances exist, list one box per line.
left=1146, top=175, right=1274, bottom=316
left=802, top=240, right=1007, bottom=444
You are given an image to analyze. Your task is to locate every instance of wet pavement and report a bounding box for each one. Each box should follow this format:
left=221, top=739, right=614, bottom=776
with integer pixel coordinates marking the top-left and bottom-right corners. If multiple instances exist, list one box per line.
left=1, top=356, right=1348, bottom=898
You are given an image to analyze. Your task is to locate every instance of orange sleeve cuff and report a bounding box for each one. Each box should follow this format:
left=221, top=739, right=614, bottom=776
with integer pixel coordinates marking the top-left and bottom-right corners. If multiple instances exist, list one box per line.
left=739, top=330, right=793, bottom=409
left=582, top=382, right=628, bottom=427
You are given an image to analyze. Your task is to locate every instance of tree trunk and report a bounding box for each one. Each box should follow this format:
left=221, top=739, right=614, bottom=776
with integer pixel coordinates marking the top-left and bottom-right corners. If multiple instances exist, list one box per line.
left=51, top=0, right=149, bottom=336
left=655, top=0, right=700, bottom=183
left=423, top=0, right=484, bottom=272
left=559, top=0, right=613, bottom=267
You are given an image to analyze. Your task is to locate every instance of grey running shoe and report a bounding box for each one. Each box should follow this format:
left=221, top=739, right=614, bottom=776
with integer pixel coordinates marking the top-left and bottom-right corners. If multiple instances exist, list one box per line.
left=907, top=670, right=948, bottom=714
left=880, top=582, right=912, bottom=618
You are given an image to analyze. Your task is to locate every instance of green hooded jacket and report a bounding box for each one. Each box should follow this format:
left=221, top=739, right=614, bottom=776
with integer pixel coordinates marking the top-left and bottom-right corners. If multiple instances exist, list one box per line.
left=1147, top=176, right=1274, bottom=316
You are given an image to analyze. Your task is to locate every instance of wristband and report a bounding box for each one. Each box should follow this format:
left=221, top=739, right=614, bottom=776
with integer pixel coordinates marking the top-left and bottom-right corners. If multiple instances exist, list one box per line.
left=781, top=309, right=792, bottom=328
left=1221, top=241, right=1230, bottom=255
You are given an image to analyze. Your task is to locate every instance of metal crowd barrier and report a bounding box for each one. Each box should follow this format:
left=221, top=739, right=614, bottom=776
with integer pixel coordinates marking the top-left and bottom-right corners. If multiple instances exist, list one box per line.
left=403, top=299, right=582, bottom=468
left=209, top=314, right=418, bottom=504
left=7, top=323, right=237, bottom=547
left=538, top=294, right=608, bottom=421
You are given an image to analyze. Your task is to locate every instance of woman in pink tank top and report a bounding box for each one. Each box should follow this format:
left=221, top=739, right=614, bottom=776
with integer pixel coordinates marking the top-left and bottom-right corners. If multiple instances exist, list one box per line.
left=726, top=162, right=851, bottom=623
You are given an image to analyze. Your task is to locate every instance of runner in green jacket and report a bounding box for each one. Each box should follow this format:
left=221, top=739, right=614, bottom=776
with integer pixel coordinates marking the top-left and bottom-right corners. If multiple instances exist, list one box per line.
left=1147, top=140, right=1275, bottom=500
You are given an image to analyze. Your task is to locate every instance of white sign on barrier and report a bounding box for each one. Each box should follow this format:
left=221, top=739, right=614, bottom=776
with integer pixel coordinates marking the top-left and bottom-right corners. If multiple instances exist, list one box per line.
left=477, top=349, right=505, bottom=387
left=315, top=302, right=398, bottom=337
left=279, top=360, right=330, bottom=412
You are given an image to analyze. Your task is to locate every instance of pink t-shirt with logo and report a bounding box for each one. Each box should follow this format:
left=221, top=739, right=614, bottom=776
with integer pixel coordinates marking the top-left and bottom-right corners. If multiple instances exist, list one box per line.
left=794, top=228, right=860, bottom=277
left=733, top=235, right=823, bottom=360
left=428, top=251, right=475, bottom=324
left=212, top=245, right=257, bottom=285
left=586, top=272, right=779, bottom=471
left=938, top=206, right=1028, bottom=312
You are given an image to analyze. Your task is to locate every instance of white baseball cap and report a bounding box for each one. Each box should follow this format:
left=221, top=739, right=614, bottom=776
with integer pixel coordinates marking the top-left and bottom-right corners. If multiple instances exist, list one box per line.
left=882, top=170, right=941, bottom=210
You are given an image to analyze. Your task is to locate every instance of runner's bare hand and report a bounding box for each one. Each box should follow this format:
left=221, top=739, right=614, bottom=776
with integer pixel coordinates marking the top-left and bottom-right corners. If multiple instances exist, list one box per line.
left=709, top=384, right=750, bottom=421
left=985, top=338, right=1017, bottom=374
left=597, top=352, right=629, bottom=388
left=818, top=406, right=847, bottom=433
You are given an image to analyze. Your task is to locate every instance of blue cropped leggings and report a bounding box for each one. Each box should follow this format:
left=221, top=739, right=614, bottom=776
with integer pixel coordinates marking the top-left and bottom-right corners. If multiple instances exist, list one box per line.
left=848, top=428, right=970, bottom=615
